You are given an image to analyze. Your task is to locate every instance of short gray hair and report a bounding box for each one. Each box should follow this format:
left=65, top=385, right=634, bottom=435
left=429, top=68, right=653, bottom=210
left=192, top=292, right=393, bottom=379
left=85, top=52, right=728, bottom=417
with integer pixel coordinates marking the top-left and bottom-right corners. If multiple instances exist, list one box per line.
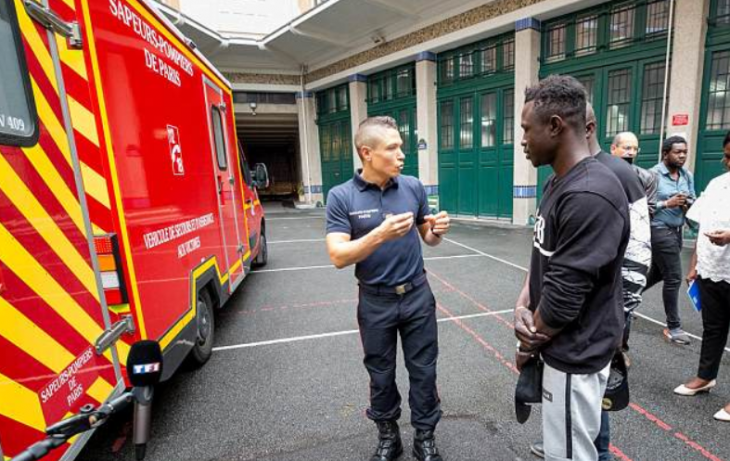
left=355, top=116, right=398, bottom=153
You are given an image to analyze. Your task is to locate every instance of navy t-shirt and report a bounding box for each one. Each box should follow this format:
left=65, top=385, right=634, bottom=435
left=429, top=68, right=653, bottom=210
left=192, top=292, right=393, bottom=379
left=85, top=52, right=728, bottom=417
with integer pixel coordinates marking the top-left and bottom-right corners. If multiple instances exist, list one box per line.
left=325, top=173, right=430, bottom=286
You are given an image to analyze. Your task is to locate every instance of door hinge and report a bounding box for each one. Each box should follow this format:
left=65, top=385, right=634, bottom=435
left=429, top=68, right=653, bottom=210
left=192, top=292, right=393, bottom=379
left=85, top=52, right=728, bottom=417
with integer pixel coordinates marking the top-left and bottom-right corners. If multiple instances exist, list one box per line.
left=95, top=316, right=135, bottom=356
left=219, top=102, right=227, bottom=112
left=24, top=0, right=83, bottom=49
left=237, top=244, right=245, bottom=253
left=228, top=176, right=234, bottom=185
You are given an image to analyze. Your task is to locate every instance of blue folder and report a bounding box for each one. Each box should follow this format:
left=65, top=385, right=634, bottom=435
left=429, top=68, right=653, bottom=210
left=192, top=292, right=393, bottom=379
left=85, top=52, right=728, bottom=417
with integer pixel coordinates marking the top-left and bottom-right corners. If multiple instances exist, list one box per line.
left=687, top=280, right=701, bottom=312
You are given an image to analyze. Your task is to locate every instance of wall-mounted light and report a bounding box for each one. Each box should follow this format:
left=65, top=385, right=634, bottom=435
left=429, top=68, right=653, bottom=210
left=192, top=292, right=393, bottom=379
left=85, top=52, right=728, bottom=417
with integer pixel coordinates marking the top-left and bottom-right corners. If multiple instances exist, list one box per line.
left=249, top=101, right=257, bottom=116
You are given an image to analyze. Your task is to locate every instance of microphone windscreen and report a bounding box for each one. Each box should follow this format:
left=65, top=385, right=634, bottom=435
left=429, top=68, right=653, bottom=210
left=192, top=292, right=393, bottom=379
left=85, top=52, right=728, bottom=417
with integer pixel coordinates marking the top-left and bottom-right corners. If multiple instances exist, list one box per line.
left=127, top=340, right=163, bottom=387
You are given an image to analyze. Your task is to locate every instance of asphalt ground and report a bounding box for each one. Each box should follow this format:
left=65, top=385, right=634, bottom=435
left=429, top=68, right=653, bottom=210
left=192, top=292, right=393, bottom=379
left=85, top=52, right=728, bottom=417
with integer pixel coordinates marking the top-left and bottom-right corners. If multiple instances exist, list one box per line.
left=79, top=205, right=730, bottom=461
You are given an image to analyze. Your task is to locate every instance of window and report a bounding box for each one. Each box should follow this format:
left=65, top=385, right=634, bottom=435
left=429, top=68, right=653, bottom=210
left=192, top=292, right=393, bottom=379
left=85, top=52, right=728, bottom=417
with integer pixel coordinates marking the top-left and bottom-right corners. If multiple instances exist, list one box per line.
left=576, top=75, right=596, bottom=104
left=606, top=68, right=632, bottom=136
left=706, top=50, right=730, bottom=130
left=480, top=93, right=497, bottom=148
left=369, top=79, right=381, bottom=103
left=321, top=125, right=331, bottom=162
left=460, top=98, right=473, bottom=149
left=646, top=0, right=670, bottom=36
left=210, top=106, right=228, bottom=169
left=441, top=57, right=455, bottom=83
left=503, top=89, right=514, bottom=144
left=503, top=39, right=515, bottom=70
left=460, top=51, right=474, bottom=78
left=718, top=0, right=730, bottom=23
left=396, top=68, right=412, bottom=97
left=575, top=15, right=598, bottom=56
left=327, top=92, right=337, bottom=114
left=440, top=100, right=454, bottom=149
left=239, top=143, right=253, bottom=186
left=480, top=45, right=497, bottom=73
left=398, top=110, right=409, bottom=148
left=0, top=0, right=37, bottom=145
left=609, top=5, right=636, bottom=48
left=640, top=62, right=666, bottom=134
left=337, top=86, right=348, bottom=111
left=547, top=24, right=567, bottom=61
left=384, top=74, right=394, bottom=100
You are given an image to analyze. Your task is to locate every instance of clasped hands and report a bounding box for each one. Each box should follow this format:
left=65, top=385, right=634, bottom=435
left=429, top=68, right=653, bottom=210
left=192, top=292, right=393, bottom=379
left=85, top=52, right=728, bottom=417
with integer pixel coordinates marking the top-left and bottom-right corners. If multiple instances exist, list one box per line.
left=514, top=306, right=551, bottom=372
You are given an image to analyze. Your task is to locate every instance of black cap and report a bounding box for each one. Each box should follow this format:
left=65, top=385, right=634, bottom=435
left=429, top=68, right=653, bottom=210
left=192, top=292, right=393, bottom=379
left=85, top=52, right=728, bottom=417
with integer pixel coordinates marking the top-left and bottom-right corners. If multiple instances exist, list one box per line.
left=602, top=351, right=629, bottom=411
left=515, top=358, right=543, bottom=424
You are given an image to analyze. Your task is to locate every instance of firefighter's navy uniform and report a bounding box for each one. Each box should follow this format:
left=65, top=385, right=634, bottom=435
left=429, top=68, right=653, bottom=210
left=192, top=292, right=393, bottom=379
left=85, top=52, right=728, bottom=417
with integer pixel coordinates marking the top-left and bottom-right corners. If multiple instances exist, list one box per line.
left=325, top=173, right=441, bottom=431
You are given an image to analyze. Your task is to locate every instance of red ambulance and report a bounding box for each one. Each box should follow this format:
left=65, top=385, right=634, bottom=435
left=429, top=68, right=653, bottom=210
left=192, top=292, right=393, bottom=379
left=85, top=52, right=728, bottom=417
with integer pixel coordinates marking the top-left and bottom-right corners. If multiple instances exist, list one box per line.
left=0, top=0, right=268, bottom=459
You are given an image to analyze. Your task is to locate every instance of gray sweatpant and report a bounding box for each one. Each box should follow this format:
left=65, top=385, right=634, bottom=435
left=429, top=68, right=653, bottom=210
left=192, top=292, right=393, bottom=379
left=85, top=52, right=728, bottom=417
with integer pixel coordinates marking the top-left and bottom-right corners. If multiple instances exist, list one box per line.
left=542, top=362, right=610, bottom=461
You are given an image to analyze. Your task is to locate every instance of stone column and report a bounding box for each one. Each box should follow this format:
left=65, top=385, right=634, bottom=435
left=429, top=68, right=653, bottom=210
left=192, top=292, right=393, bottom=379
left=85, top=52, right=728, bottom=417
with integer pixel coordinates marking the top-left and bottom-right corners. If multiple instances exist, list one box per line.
left=349, top=74, right=368, bottom=171
left=512, top=18, right=541, bottom=226
left=665, top=0, right=710, bottom=173
left=296, top=91, right=324, bottom=205
left=415, top=52, right=439, bottom=209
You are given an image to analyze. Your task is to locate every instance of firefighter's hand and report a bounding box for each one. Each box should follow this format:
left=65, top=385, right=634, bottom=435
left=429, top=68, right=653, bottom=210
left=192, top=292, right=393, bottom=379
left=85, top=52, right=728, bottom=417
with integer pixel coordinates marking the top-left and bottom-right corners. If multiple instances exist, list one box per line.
left=515, top=348, right=536, bottom=373
left=705, top=229, right=730, bottom=246
left=514, top=306, right=551, bottom=351
left=665, top=193, right=687, bottom=208
left=378, top=212, right=414, bottom=241
left=425, top=211, right=450, bottom=236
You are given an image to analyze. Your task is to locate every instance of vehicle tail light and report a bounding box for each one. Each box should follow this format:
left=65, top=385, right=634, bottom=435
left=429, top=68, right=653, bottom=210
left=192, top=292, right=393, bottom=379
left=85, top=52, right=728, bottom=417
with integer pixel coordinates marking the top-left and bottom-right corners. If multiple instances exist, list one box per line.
left=94, top=234, right=128, bottom=306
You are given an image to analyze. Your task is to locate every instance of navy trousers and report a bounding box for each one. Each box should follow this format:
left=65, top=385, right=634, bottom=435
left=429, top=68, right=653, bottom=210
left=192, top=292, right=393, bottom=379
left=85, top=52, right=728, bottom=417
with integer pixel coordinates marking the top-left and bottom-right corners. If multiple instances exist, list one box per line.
left=357, top=279, right=441, bottom=431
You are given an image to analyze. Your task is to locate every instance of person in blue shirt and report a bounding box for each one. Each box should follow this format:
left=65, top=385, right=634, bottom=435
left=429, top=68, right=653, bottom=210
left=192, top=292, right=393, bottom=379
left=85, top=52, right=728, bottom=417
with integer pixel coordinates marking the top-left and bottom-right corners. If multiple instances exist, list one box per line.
left=644, top=136, right=696, bottom=345
left=325, top=116, right=450, bottom=461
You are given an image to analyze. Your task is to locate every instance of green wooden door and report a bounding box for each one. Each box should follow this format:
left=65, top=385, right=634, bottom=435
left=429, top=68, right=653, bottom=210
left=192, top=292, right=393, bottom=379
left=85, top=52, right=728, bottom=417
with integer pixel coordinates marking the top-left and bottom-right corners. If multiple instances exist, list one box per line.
left=697, top=46, right=730, bottom=193
left=321, top=120, right=353, bottom=200
left=439, top=87, right=514, bottom=218
left=536, top=59, right=667, bottom=205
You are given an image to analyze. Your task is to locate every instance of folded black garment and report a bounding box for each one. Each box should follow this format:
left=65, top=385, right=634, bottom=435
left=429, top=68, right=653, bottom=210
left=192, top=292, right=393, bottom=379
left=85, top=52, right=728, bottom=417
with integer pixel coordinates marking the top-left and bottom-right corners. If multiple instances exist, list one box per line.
left=515, top=357, right=543, bottom=424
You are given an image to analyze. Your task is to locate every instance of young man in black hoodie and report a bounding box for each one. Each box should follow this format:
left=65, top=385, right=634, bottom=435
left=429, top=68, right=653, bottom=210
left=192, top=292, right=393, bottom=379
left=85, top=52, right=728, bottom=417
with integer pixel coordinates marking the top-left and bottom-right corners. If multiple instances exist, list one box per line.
left=514, top=76, right=630, bottom=461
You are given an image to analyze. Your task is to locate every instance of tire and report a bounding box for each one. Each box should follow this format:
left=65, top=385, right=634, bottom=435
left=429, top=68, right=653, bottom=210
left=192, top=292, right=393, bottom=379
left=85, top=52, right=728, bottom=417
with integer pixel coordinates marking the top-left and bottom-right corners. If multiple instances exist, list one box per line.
left=252, top=229, right=268, bottom=268
left=188, top=289, right=215, bottom=367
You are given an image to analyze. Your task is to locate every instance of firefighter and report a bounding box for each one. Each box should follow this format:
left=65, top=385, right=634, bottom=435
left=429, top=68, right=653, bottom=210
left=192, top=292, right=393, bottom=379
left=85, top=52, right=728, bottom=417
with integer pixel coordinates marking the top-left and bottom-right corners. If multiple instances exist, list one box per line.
left=325, top=116, right=450, bottom=461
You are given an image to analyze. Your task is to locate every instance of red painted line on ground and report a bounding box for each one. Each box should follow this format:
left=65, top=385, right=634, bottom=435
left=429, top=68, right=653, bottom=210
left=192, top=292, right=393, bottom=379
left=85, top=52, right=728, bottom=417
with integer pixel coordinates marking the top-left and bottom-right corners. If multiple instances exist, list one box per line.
left=436, top=303, right=519, bottom=375
left=429, top=270, right=515, bottom=330
left=431, top=270, right=723, bottom=461
left=609, top=443, right=634, bottom=461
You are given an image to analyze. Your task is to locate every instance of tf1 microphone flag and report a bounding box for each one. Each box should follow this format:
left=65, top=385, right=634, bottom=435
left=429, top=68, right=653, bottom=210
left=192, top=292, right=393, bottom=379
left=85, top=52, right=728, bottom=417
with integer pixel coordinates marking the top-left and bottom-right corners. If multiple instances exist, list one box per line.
left=127, top=340, right=163, bottom=387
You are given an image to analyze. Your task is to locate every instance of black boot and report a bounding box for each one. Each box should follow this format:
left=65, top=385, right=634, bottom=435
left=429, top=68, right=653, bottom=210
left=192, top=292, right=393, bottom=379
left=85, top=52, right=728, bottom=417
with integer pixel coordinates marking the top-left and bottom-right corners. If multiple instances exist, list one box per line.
left=413, top=430, right=443, bottom=461
left=370, top=421, right=403, bottom=461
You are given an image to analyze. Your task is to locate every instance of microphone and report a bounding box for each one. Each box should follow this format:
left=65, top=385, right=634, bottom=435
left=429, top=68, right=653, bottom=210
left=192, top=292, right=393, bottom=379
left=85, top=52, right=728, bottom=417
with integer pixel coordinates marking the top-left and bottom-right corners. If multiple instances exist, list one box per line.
left=126, top=340, right=163, bottom=461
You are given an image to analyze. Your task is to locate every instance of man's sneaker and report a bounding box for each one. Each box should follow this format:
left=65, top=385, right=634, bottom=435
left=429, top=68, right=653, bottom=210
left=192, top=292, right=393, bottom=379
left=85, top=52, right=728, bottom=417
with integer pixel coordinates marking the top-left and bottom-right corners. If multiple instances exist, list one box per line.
left=664, top=328, right=691, bottom=345
left=413, top=430, right=443, bottom=461
left=530, top=441, right=545, bottom=458
left=370, top=421, right=403, bottom=461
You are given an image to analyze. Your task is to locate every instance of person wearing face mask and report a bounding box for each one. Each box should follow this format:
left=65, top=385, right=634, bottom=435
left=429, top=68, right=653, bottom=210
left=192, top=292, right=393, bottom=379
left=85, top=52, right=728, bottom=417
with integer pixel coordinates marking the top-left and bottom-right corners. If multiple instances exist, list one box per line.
left=644, top=136, right=696, bottom=345
left=674, top=132, right=730, bottom=422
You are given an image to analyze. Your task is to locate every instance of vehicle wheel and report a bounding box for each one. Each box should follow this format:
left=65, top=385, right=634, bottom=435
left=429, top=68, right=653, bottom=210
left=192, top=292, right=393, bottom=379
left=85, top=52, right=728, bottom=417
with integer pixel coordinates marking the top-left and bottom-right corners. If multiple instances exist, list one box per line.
left=188, top=289, right=215, bottom=367
left=253, top=230, right=268, bottom=268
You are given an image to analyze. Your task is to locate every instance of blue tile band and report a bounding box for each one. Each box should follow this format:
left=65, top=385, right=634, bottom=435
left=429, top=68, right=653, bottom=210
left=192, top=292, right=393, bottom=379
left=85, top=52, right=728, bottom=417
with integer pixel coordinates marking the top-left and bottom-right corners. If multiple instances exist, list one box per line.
left=348, top=74, right=368, bottom=82
left=416, top=51, right=437, bottom=62
left=513, top=185, right=537, bottom=198
left=515, top=18, right=541, bottom=31
left=295, top=91, right=313, bottom=98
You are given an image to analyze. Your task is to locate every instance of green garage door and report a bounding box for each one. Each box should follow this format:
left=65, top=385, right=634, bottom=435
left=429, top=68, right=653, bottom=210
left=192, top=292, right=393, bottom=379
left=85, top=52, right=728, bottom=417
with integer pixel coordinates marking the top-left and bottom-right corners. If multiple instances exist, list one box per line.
left=367, top=64, right=419, bottom=178
left=317, top=84, right=353, bottom=200
left=536, top=0, right=671, bottom=205
left=696, top=1, right=730, bottom=193
left=438, top=34, right=515, bottom=219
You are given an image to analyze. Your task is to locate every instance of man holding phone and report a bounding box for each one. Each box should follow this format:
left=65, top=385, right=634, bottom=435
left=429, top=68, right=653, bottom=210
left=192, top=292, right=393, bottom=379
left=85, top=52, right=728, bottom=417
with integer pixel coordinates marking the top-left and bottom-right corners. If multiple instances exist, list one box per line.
left=326, top=116, right=449, bottom=461
left=645, top=136, right=696, bottom=345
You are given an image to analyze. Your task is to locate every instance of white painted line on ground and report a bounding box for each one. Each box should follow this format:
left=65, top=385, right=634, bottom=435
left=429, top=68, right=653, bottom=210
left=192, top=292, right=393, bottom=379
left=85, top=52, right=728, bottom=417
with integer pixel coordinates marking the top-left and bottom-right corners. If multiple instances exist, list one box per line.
left=212, top=309, right=514, bottom=352
left=443, top=237, right=529, bottom=272
left=269, top=238, right=325, bottom=244
left=251, top=253, right=484, bottom=273
left=266, top=216, right=324, bottom=221
left=442, top=235, right=728, bottom=355
left=633, top=312, right=730, bottom=353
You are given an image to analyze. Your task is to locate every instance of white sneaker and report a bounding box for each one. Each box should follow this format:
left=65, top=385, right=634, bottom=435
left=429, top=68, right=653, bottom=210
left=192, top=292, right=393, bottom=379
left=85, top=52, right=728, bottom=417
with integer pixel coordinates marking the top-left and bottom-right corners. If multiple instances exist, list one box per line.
left=674, top=379, right=716, bottom=396
left=714, top=408, right=730, bottom=422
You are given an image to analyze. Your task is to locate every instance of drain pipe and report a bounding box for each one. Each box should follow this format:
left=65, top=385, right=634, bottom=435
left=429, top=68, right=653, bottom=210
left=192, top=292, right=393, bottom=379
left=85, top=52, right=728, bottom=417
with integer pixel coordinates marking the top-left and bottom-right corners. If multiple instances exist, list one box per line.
left=658, top=0, right=676, bottom=160
left=300, top=65, right=313, bottom=205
